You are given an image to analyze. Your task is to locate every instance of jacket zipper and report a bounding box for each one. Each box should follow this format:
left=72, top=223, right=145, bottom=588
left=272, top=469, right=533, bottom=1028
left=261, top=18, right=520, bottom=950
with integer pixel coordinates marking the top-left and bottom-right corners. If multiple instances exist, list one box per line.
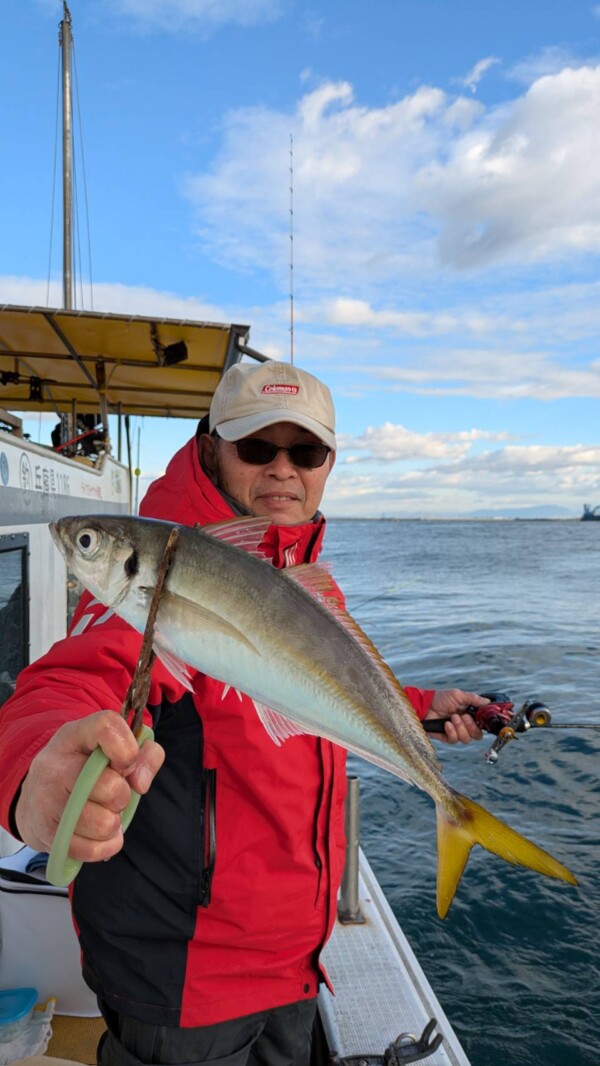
left=199, top=768, right=217, bottom=907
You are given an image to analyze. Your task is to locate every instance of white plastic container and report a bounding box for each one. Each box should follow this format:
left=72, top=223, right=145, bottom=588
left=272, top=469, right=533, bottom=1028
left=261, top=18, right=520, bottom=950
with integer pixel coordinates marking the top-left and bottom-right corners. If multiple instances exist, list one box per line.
left=0, top=848, right=99, bottom=1017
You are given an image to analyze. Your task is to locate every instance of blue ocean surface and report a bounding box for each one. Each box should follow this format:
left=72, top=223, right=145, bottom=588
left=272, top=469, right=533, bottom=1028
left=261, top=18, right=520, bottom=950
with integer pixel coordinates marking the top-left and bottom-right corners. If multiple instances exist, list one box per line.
left=321, top=519, right=600, bottom=1066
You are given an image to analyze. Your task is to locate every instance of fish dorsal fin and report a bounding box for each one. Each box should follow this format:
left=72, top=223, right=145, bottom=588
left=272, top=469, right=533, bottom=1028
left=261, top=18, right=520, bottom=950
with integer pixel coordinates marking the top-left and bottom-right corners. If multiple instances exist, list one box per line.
left=252, top=700, right=308, bottom=746
left=284, top=562, right=338, bottom=604
left=200, top=517, right=274, bottom=562
left=285, top=564, right=420, bottom=717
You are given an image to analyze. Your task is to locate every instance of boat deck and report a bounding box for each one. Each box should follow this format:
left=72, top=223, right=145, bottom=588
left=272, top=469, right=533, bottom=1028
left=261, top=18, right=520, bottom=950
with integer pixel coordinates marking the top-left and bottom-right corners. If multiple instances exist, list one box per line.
left=319, top=851, right=471, bottom=1065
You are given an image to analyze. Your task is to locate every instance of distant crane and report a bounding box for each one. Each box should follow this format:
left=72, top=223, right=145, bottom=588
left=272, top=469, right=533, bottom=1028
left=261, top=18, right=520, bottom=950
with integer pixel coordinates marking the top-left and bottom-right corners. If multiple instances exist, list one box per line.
left=581, top=503, right=600, bottom=521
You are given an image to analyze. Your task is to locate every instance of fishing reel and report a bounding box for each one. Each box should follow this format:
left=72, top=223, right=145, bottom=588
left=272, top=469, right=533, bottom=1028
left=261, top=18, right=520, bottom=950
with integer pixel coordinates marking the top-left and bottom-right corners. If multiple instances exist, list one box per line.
left=423, top=692, right=554, bottom=765
left=472, top=693, right=552, bottom=764
left=424, top=690, right=599, bottom=764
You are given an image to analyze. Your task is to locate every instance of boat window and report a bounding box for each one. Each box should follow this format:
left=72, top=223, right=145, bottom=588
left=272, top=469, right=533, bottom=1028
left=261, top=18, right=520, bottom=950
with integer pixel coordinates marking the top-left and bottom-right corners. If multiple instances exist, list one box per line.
left=0, top=533, right=29, bottom=708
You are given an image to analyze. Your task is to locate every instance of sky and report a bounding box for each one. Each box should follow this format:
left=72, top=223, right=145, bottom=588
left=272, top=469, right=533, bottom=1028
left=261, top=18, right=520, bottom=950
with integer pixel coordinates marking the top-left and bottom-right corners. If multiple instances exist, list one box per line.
left=1, top=0, right=600, bottom=518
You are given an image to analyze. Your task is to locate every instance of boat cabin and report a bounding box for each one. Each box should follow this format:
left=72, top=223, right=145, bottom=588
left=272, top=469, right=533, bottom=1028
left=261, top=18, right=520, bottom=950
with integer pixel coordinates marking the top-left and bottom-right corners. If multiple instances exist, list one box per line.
left=0, top=303, right=258, bottom=712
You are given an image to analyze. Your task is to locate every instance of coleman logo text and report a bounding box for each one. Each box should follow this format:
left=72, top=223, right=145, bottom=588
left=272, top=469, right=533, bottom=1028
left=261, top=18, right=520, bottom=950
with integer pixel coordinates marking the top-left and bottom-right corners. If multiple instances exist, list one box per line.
left=262, top=384, right=300, bottom=395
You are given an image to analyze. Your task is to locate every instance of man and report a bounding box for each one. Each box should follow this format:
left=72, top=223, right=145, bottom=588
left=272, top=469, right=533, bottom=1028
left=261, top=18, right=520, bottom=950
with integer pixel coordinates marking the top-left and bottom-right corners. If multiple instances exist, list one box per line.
left=0, top=360, right=484, bottom=1066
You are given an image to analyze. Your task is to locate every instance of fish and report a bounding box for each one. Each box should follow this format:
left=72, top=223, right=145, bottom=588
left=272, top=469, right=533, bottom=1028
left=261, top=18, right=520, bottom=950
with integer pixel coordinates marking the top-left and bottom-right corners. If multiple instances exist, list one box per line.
left=50, top=513, right=577, bottom=918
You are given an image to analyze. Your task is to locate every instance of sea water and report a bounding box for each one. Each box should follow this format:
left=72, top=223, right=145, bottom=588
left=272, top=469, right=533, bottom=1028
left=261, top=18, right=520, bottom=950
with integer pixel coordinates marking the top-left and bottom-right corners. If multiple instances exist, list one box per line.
left=322, top=519, right=600, bottom=1066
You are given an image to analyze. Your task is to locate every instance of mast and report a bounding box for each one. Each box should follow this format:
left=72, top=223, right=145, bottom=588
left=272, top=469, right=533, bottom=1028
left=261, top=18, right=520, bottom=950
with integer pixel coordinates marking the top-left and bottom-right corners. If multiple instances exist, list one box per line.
left=289, top=133, right=294, bottom=365
left=60, top=2, right=73, bottom=310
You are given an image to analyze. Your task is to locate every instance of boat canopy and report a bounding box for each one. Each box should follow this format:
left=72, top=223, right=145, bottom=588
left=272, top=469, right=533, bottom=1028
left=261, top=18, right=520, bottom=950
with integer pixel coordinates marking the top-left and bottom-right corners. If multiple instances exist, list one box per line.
left=0, top=305, right=258, bottom=420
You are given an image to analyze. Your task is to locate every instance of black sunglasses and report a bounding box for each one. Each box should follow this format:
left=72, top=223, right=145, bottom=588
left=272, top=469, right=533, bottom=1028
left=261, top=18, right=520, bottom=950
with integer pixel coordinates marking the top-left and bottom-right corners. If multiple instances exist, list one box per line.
left=220, top=435, right=331, bottom=470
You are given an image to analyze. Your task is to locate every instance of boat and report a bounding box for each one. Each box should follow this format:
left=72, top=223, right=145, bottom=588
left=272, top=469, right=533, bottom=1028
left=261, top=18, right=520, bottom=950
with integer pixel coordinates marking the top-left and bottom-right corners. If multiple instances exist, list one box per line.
left=581, top=504, right=600, bottom=520
left=0, top=5, right=472, bottom=1064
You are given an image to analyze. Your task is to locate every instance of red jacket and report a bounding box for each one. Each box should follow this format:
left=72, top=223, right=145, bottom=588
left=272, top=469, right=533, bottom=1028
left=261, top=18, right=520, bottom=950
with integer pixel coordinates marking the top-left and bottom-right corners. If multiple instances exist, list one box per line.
left=0, top=437, right=433, bottom=1027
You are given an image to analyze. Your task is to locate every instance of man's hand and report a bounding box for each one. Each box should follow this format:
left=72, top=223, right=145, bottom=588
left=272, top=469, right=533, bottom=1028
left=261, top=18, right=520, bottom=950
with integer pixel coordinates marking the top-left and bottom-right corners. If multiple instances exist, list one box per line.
left=424, top=689, right=488, bottom=744
left=15, top=710, right=165, bottom=861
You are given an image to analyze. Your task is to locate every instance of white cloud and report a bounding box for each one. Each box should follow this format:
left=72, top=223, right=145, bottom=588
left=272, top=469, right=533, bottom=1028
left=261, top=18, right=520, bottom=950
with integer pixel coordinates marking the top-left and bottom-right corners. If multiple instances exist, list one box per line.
left=507, top=46, right=585, bottom=84
left=309, top=275, right=600, bottom=349
left=184, top=63, right=600, bottom=286
left=353, top=350, right=600, bottom=401
left=183, top=79, right=469, bottom=289
left=422, top=65, right=600, bottom=268
left=439, top=443, right=600, bottom=478
left=338, top=422, right=510, bottom=463
left=456, top=56, right=500, bottom=93
left=324, top=298, right=459, bottom=335
left=322, top=427, right=600, bottom=519
left=0, top=275, right=230, bottom=324
left=321, top=297, right=515, bottom=337
left=324, top=442, right=600, bottom=517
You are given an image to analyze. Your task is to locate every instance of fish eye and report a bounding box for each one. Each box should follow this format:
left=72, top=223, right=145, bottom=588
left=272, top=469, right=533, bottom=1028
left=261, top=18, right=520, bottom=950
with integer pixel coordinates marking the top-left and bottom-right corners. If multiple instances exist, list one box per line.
left=76, top=529, right=99, bottom=555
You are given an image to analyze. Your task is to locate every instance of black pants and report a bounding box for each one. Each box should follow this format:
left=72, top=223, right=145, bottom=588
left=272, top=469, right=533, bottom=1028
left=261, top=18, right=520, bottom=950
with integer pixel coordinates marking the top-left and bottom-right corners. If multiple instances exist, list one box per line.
left=97, top=998, right=319, bottom=1066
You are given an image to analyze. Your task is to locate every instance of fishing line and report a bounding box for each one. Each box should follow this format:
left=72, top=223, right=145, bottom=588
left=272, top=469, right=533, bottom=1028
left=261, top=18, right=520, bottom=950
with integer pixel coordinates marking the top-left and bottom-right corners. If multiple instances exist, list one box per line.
left=543, top=723, right=600, bottom=730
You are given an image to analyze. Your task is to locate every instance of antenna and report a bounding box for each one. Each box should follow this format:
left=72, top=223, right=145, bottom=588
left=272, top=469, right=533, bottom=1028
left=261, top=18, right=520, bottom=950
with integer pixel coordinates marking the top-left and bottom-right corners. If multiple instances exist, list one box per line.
left=289, top=133, right=294, bottom=365
left=60, top=1, right=73, bottom=309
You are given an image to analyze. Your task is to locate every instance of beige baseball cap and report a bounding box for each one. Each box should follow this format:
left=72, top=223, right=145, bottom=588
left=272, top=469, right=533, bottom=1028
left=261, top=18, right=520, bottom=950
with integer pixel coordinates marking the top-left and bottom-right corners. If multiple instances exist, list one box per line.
left=209, top=361, right=336, bottom=449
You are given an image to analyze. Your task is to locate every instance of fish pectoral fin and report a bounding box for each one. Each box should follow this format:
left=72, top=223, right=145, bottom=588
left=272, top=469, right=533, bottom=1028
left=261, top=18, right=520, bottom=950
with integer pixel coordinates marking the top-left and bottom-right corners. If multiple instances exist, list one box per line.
left=153, top=644, right=194, bottom=691
left=436, top=793, right=578, bottom=920
left=253, top=701, right=307, bottom=746
left=139, top=587, right=259, bottom=653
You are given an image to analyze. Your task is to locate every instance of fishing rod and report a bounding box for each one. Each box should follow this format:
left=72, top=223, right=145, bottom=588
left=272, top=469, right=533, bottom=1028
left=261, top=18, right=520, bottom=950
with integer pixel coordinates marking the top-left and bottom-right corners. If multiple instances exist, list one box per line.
left=423, top=692, right=600, bottom=765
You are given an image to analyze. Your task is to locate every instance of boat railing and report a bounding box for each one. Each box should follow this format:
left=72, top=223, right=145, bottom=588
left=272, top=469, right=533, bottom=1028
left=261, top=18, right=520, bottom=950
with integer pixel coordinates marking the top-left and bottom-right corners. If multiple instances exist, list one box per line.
left=338, top=774, right=365, bottom=924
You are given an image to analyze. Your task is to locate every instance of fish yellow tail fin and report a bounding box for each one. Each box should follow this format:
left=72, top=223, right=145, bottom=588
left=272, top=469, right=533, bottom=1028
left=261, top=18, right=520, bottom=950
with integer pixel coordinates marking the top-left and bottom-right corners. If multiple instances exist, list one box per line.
left=436, top=793, right=577, bottom=919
